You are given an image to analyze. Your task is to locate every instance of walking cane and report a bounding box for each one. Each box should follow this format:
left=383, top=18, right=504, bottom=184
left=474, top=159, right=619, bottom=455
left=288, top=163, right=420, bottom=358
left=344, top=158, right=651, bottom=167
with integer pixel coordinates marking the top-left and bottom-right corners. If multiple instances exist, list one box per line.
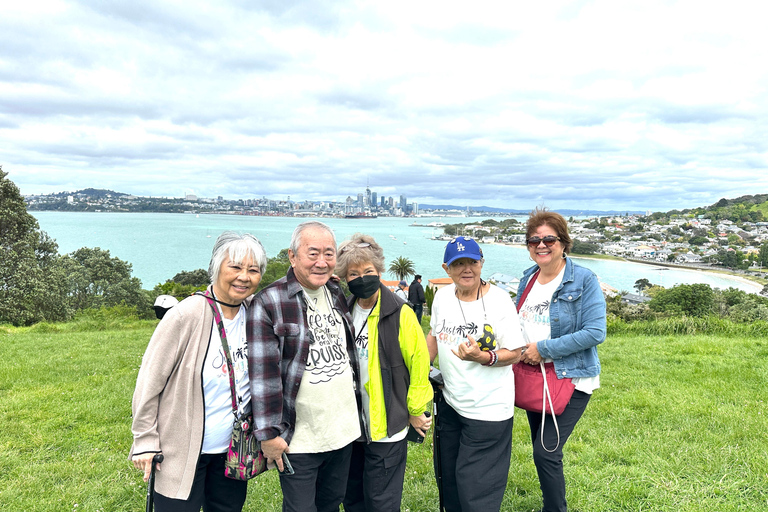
left=429, top=367, right=445, bottom=512
left=145, top=454, right=164, bottom=512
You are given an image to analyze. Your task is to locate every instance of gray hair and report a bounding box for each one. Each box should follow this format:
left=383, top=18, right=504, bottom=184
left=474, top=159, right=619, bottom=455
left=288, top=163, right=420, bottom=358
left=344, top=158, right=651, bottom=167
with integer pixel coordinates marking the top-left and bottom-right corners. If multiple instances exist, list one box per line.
left=208, top=231, right=268, bottom=284
left=336, top=233, right=385, bottom=280
left=289, top=221, right=336, bottom=254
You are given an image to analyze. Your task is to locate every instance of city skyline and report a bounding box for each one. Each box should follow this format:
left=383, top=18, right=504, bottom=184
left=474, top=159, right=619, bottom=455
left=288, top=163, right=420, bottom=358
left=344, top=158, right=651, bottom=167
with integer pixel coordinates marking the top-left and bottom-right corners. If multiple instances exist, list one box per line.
left=3, top=1, right=768, bottom=211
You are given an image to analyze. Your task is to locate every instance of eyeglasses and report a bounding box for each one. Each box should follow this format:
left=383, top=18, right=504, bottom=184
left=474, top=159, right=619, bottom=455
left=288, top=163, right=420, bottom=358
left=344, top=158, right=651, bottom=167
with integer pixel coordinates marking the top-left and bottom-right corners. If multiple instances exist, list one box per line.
left=526, top=236, right=560, bottom=248
left=340, top=242, right=371, bottom=253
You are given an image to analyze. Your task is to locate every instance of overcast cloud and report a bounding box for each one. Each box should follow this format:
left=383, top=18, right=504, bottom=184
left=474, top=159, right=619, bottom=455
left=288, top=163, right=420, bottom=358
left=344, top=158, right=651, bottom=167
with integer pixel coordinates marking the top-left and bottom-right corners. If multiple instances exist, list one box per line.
left=2, top=0, right=767, bottom=212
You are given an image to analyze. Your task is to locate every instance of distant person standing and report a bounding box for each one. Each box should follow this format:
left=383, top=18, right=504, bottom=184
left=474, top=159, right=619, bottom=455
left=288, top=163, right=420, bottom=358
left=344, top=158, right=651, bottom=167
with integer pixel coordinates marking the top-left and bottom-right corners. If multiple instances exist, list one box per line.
left=247, top=221, right=364, bottom=512
left=394, top=280, right=408, bottom=301
left=407, top=274, right=426, bottom=324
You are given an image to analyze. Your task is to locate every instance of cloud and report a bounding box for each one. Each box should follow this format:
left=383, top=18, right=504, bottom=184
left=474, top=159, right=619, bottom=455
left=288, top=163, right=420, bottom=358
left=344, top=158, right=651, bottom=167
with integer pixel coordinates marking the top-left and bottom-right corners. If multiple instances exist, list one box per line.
left=2, top=0, right=768, bottom=212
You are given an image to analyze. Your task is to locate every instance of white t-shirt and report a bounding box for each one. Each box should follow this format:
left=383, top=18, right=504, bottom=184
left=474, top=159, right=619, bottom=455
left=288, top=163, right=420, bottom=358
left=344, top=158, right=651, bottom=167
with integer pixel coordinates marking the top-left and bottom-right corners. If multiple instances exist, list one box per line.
left=352, top=301, right=407, bottom=443
left=202, top=305, right=250, bottom=454
left=394, top=288, right=407, bottom=301
left=518, top=268, right=599, bottom=394
left=289, top=286, right=361, bottom=453
left=430, top=283, right=526, bottom=421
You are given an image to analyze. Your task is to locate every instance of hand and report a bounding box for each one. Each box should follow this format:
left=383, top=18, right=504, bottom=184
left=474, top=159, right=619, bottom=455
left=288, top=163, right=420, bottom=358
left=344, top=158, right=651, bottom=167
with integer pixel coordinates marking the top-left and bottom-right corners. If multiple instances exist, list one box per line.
left=261, top=437, right=288, bottom=472
left=409, top=413, right=432, bottom=437
left=520, top=342, right=542, bottom=365
left=132, top=453, right=161, bottom=483
left=451, top=335, right=486, bottom=364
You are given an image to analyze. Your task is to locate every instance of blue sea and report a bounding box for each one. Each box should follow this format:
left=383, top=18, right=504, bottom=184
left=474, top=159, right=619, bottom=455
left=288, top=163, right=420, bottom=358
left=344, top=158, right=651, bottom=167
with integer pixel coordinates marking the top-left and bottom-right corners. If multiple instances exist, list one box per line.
left=32, top=212, right=761, bottom=294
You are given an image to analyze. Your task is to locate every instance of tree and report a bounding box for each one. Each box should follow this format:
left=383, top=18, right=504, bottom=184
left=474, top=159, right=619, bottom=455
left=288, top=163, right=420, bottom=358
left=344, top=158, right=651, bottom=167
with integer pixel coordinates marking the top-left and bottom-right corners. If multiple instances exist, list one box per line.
left=388, top=256, right=415, bottom=281
left=649, top=283, right=715, bottom=317
left=688, top=236, right=708, bottom=246
left=571, top=240, right=599, bottom=255
left=172, top=269, right=210, bottom=286
left=59, top=247, right=151, bottom=315
left=0, top=167, right=70, bottom=325
left=634, top=278, right=652, bottom=293
left=257, top=249, right=291, bottom=292
left=758, top=243, right=768, bottom=268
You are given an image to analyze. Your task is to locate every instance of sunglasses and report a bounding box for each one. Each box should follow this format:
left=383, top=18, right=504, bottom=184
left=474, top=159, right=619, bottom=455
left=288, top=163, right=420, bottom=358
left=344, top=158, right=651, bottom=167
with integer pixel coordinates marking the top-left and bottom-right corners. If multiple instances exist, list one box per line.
left=527, top=235, right=560, bottom=248
left=340, top=242, right=371, bottom=253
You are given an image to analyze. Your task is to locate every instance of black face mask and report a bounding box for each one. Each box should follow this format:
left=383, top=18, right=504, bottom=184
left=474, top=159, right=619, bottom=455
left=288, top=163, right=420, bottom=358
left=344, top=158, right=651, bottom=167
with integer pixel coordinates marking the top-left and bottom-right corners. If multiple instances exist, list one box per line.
left=348, top=274, right=380, bottom=299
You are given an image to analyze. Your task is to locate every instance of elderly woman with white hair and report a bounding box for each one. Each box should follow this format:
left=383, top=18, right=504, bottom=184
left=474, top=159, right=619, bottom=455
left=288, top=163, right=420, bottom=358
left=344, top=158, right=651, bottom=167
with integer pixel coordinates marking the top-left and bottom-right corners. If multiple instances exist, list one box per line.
left=335, top=233, right=432, bottom=512
left=130, top=231, right=267, bottom=512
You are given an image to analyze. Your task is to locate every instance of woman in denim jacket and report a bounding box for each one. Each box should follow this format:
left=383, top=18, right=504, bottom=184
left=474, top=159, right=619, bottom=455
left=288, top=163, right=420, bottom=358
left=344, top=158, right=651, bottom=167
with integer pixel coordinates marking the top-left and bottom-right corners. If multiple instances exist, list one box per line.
left=516, top=208, right=607, bottom=512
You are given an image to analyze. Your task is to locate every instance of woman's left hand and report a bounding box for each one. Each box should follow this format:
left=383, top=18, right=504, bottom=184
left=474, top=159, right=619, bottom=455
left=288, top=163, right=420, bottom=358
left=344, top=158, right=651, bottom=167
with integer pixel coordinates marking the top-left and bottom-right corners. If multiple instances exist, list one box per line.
left=409, top=413, right=432, bottom=436
left=520, top=342, right=542, bottom=365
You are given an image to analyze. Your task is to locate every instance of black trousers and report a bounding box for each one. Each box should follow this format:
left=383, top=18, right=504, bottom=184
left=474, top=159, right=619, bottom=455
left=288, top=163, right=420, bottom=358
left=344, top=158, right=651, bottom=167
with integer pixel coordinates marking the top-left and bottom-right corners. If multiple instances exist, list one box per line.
left=278, top=444, right=353, bottom=512
left=153, top=453, right=247, bottom=512
left=437, top=401, right=514, bottom=512
left=526, top=390, right=591, bottom=512
left=412, top=304, right=424, bottom=325
left=343, top=439, right=408, bottom=512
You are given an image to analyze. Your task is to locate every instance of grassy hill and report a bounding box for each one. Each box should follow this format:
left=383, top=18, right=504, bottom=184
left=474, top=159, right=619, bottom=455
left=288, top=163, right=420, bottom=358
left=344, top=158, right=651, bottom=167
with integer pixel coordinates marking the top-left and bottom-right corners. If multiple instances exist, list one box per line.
left=1, top=315, right=766, bottom=511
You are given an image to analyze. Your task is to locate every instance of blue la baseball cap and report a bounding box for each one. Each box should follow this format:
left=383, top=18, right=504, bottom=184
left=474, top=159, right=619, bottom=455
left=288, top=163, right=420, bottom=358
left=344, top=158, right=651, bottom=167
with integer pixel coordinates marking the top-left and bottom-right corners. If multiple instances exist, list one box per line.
left=443, top=236, right=483, bottom=266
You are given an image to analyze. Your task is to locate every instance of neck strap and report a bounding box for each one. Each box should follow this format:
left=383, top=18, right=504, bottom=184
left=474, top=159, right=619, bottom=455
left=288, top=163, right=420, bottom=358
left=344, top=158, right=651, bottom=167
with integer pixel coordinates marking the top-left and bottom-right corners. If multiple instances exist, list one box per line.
left=200, top=291, right=239, bottom=416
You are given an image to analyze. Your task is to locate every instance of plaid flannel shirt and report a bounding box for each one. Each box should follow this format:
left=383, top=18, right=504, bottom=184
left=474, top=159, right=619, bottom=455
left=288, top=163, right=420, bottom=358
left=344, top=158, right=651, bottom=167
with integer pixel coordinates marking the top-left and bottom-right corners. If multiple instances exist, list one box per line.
left=247, top=267, right=364, bottom=444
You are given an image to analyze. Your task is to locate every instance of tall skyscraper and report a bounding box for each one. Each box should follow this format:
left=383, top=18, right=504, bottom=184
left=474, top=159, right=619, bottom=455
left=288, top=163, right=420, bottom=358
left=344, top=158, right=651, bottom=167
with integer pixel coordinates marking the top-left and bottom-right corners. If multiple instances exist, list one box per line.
left=371, top=191, right=377, bottom=209
left=400, top=195, right=407, bottom=214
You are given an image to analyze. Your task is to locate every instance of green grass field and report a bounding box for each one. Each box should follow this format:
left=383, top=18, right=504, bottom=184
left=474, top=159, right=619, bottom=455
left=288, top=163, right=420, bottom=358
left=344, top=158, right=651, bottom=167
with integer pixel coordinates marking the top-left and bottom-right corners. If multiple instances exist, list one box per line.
left=1, top=317, right=767, bottom=511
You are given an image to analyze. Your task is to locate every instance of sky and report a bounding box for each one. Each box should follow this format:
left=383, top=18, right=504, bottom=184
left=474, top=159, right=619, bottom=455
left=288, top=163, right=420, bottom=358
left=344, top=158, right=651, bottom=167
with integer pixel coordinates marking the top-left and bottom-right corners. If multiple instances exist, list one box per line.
left=2, top=0, right=767, bottom=213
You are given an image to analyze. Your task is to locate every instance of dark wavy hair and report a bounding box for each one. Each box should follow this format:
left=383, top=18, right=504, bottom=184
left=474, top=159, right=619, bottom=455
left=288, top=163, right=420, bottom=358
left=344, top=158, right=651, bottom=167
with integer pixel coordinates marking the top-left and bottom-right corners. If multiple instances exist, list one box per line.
left=525, top=207, right=573, bottom=254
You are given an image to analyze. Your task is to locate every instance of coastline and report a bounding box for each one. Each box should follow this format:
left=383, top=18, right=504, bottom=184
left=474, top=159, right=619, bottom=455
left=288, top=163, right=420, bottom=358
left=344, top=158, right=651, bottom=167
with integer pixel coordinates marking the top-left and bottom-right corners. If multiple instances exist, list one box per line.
left=489, top=242, right=765, bottom=292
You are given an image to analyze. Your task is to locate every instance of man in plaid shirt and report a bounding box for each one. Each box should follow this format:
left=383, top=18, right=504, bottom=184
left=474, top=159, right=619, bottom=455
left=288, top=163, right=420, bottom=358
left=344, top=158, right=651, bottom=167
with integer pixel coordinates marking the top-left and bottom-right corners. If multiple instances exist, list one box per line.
left=248, top=221, right=365, bottom=512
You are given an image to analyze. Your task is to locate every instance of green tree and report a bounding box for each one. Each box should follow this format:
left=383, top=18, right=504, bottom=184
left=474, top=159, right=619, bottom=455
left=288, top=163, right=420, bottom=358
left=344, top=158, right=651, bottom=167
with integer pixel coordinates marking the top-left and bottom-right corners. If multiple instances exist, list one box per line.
left=388, top=256, right=415, bottom=281
left=59, top=247, right=151, bottom=316
left=0, top=167, right=70, bottom=325
left=649, top=283, right=715, bottom=317
left=172, top=268, right=210, bottom=286
left=688, top=235, right=708, bottom=246
left=758, top=243, right=768, bottom=268
left=634, top=278, right=652, bottom=293
left=571, top=240, right=599, bottom=255
left=257, top=248, right=291, bottom=292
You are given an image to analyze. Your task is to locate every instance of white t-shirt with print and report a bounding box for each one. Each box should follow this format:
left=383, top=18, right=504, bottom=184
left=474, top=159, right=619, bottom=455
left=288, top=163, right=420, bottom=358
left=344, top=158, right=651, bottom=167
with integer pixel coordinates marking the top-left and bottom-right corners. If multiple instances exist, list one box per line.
left=518, top=268, right=599, bottom=394
left=202, top=305, right=250, bottom=454
left=430, top=284, right=526, bottom=421
left=289, top=286, right=361, bottom=453
left=352, top=301, right=407, bottom=443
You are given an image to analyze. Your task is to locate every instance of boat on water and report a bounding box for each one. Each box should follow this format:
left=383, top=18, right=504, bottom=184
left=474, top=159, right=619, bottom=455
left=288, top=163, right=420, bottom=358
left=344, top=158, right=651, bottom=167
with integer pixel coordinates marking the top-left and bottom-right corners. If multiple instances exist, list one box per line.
left=344, top=212, right=378, bottom=219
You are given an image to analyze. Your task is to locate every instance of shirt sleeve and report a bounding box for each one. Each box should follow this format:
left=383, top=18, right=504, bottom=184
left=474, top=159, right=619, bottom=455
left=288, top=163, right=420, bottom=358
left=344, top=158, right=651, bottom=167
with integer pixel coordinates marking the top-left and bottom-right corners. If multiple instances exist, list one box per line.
left=397, top=307, right=433, bottom=415
left=247, top=292, right=286, bottom=441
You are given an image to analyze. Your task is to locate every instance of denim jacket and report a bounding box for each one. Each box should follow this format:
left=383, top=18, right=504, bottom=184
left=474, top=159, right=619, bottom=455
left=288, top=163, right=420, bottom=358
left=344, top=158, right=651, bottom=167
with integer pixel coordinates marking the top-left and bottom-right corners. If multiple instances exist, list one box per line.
left=516, top=258, right=606, bottom=379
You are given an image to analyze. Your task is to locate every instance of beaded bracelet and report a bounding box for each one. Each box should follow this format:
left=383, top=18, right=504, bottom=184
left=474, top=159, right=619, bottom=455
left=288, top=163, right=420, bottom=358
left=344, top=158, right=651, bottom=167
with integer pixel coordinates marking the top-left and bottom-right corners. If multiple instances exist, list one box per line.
left=481, top=350, right=498, bottom=367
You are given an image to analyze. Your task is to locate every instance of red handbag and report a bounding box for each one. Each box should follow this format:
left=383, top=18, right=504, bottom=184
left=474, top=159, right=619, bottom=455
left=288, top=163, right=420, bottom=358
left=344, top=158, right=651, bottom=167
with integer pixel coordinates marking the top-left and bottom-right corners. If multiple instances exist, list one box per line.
left=512, top=361, right=575, bottom=415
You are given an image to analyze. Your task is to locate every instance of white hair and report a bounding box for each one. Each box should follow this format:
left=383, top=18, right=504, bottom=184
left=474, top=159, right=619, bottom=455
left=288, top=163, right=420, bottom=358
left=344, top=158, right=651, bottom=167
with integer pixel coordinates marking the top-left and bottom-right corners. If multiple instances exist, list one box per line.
left=208, top=232, right=267, bottom=284
left=289, top=221, right=336, bottom=253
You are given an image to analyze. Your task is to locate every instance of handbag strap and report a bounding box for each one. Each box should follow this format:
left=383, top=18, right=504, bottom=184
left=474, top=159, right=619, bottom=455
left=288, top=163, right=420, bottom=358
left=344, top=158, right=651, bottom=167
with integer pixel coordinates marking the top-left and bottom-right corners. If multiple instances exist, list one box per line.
left=517, top=270, right=561, bottom=452
left=516, top=270, right=540, bottom=312
left=538, top=362, right=561, bottom=453
left=199, top=291, right=239, bottom=416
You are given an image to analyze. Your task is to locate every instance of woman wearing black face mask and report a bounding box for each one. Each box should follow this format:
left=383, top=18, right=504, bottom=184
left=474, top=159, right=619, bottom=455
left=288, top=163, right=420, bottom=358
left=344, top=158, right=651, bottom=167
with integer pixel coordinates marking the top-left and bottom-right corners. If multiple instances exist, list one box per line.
left=336, top=233, right=432, bottom=512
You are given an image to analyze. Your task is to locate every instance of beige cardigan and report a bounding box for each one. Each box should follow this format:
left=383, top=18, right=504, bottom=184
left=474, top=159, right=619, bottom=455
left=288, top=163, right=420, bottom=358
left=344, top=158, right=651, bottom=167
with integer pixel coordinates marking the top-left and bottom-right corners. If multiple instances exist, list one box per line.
left=129, top=291, right=252, bottom=499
